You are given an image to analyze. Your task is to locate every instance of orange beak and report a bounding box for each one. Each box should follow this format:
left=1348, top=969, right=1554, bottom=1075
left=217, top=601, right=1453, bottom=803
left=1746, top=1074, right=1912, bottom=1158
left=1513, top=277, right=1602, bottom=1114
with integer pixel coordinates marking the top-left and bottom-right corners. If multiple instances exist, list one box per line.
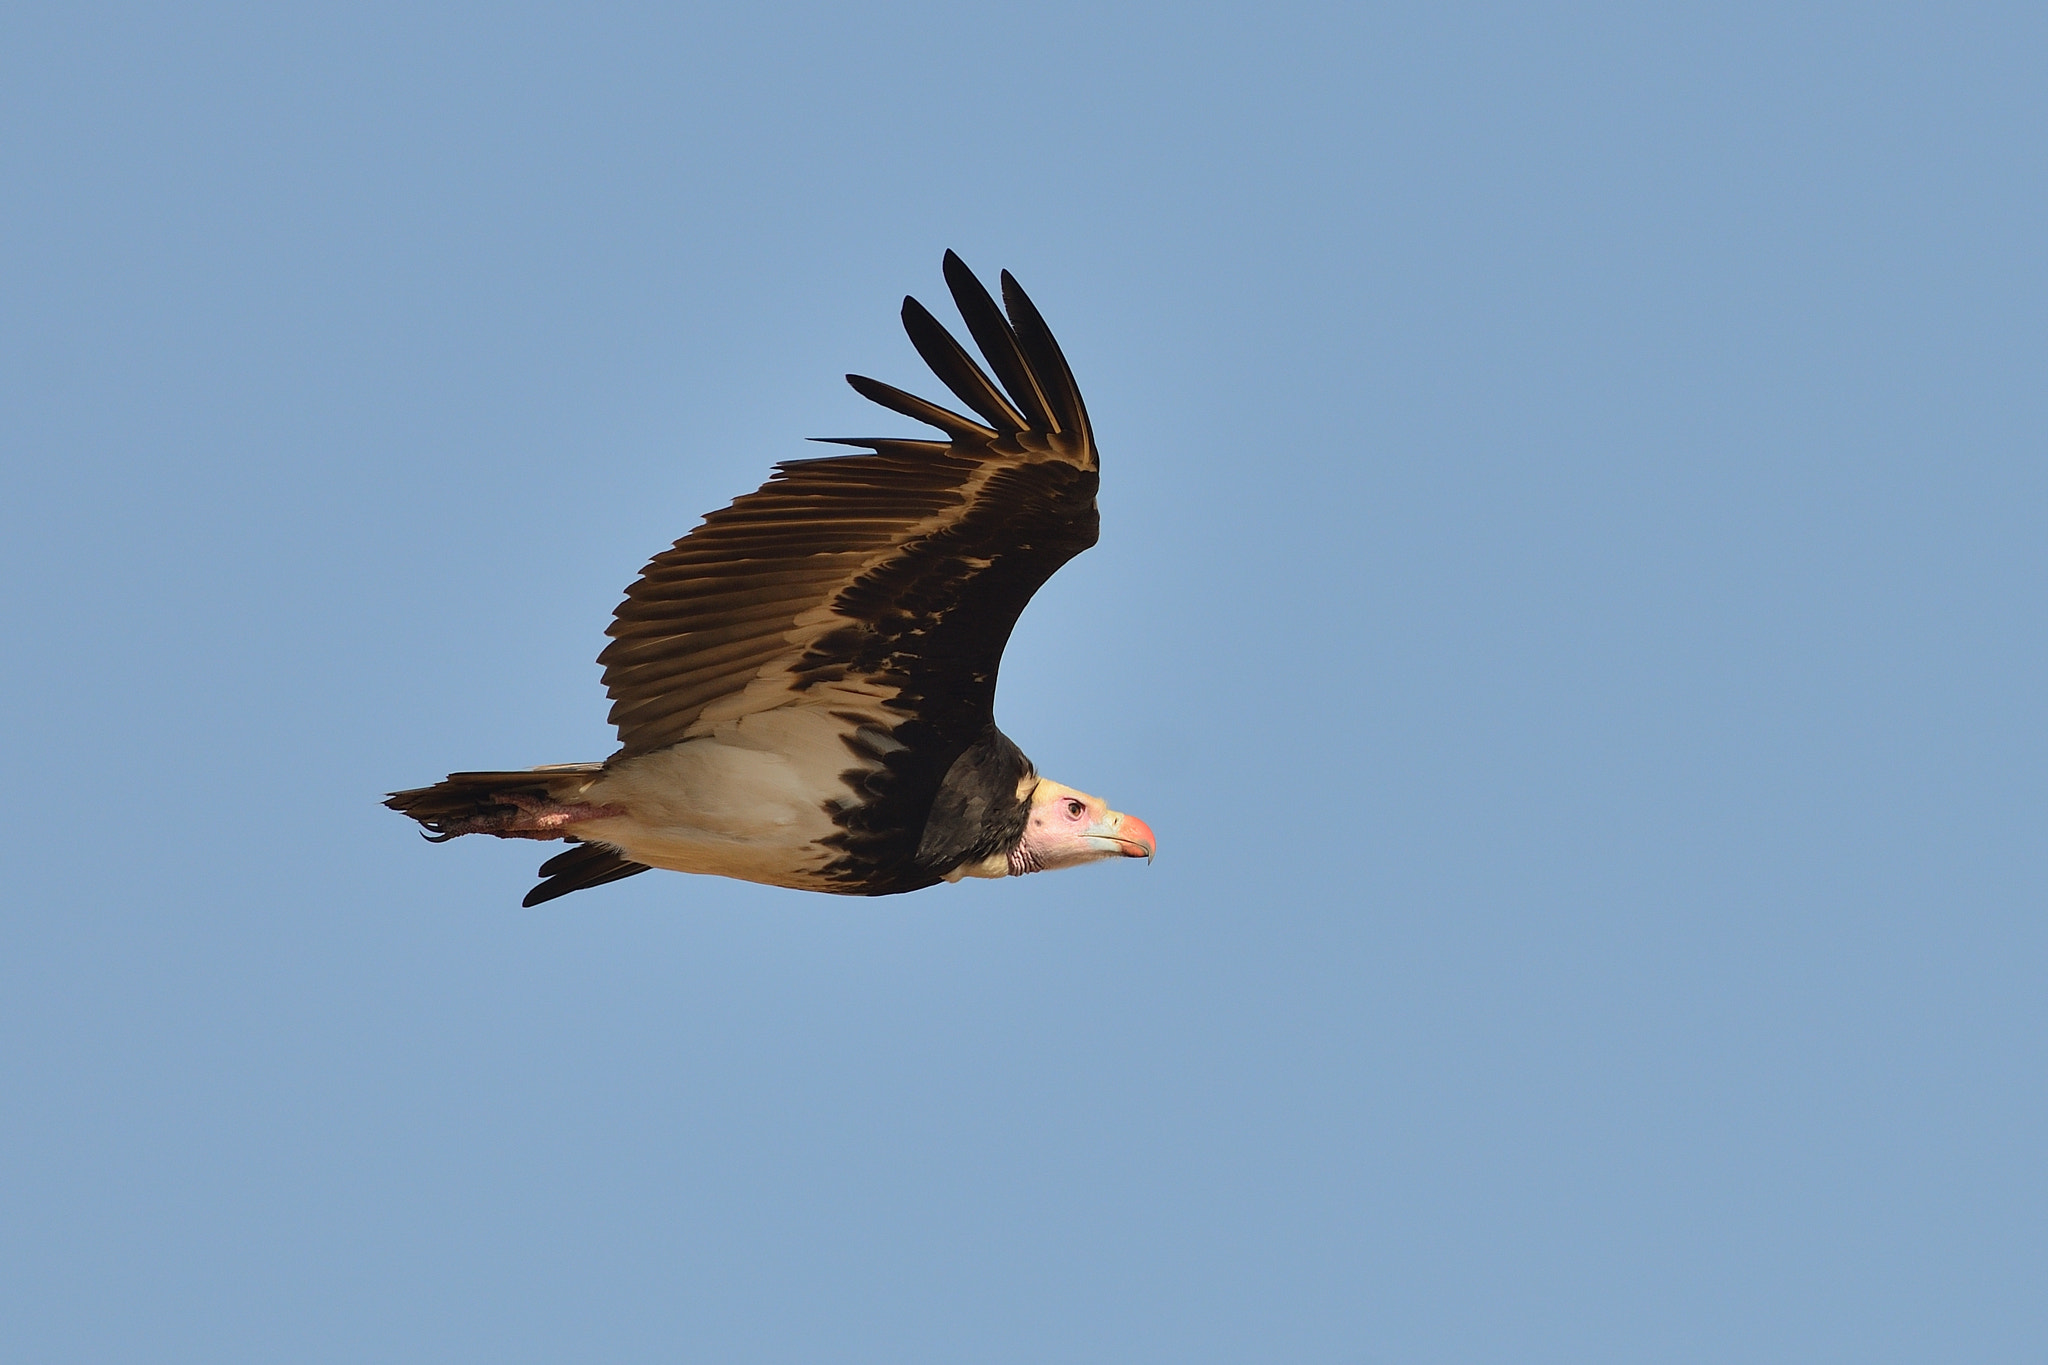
left=1098, top=810, right=1156, bottom=861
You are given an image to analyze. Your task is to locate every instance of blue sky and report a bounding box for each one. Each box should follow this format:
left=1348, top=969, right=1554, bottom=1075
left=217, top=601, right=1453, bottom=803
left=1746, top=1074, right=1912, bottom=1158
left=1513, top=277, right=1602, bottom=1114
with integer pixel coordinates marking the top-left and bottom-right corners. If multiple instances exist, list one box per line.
left=4, top=3, right=2043, bottom=1360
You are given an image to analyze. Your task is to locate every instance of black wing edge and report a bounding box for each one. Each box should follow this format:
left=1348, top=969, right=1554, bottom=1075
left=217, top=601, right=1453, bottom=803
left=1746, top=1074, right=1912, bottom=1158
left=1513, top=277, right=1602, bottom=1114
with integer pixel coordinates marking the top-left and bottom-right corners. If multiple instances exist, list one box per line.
left=833, top=251, right=1093, bottom=455
left=523, top=841, right=652, bottom=908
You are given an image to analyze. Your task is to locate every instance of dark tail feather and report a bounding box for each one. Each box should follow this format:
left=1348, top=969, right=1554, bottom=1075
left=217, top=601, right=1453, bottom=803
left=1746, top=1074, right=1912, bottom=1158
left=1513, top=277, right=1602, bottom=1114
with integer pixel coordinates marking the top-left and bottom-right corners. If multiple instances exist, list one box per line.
left=386, top=763, right=649, bottom=906
left=524, top=841, right=652, bottom=907
left=383, top=763, right=606, bottom=841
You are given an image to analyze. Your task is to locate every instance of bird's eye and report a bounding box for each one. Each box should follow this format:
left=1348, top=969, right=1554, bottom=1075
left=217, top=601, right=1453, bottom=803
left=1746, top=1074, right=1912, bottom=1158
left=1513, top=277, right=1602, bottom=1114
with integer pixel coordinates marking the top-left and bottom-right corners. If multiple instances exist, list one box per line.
left=1066, top=799, right=1085, bottom=819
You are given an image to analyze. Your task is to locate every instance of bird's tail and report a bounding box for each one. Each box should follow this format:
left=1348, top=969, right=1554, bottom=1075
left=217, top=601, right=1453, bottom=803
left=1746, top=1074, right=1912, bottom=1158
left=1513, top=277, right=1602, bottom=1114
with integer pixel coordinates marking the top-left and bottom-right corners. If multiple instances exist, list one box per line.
left=384, top=763, right=652, bottom=906
left=383, top=763, right=613, bottom=842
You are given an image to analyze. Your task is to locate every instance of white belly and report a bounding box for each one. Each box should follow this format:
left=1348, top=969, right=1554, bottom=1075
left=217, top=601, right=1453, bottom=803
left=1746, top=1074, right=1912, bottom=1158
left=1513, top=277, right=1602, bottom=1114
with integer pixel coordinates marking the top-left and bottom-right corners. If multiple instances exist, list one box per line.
left=565, top=707, right=872, bottom=891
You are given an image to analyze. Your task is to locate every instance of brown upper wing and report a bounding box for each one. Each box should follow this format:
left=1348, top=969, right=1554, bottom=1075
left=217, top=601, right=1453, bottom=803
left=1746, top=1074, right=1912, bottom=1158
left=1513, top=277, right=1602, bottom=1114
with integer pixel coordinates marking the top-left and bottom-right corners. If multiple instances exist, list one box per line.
left=599, top=253, right=1099, bottom=759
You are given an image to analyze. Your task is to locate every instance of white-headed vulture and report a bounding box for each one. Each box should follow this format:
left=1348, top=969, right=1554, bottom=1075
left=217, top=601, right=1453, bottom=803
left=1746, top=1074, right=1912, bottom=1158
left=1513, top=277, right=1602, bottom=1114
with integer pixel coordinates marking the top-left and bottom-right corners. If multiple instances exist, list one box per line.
left=387, top=253, right=1155, bottom=906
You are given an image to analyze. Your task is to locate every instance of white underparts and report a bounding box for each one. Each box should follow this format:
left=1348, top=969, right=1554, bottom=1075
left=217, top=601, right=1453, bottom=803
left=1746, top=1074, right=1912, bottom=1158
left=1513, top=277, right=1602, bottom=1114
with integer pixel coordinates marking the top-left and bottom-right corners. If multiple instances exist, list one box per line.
left=565, top=706, right=885, bottom=892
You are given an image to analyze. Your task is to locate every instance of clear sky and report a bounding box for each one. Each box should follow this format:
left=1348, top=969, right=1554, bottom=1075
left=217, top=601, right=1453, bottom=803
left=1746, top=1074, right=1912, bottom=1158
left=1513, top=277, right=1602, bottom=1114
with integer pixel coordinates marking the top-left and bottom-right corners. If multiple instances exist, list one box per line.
left=4, top=3, right=2043, bottom=1360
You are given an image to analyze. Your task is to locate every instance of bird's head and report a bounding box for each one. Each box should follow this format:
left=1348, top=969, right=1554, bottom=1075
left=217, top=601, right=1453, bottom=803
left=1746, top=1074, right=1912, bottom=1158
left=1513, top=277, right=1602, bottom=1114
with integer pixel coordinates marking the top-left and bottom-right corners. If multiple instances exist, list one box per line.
left=1009, top=779, right=1155, bottom=875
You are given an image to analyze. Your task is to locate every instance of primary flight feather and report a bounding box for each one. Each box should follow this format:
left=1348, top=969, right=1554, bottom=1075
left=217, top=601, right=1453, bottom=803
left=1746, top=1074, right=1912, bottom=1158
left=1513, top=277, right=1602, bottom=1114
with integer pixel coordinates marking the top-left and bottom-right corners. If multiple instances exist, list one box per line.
left=386, top=253, right=1155, bottom=905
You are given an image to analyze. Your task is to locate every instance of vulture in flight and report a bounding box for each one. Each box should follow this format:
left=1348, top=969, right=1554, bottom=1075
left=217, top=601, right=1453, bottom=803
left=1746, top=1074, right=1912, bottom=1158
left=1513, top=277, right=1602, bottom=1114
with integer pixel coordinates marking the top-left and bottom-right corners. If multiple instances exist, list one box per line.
left=387, top=253, right=1154, bottom=905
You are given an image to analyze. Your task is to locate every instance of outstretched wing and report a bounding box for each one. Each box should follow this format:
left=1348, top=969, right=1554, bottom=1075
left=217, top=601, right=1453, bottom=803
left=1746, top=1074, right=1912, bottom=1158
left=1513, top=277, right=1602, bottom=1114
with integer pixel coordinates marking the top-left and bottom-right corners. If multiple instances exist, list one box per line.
left=599, top=252, right=1099, bottom=763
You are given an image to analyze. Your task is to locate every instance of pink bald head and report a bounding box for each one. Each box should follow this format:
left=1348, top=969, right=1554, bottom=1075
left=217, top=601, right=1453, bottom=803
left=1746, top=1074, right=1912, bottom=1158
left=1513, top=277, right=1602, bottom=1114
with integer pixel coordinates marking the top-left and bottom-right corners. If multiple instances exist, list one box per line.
left=1010, top=780, right=1156, bottom=875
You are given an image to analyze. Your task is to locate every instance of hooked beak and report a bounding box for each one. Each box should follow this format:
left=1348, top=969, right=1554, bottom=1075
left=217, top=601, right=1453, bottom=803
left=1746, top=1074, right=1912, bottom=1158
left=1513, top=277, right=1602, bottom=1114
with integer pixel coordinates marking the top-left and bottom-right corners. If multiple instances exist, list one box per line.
left=1090, top=810, right=1156, bottom=862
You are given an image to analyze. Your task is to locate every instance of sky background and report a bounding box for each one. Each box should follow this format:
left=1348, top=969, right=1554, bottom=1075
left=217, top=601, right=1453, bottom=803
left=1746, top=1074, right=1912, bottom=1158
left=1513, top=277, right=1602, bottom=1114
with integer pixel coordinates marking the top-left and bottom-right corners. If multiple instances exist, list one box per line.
left=4, top=2, right=2044, bottom=1360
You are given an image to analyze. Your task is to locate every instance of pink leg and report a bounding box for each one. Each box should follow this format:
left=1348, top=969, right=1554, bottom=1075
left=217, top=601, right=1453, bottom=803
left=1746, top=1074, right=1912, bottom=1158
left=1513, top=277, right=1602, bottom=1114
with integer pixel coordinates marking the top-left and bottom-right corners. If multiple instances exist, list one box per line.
left=429, top=795, right=627, bottom=841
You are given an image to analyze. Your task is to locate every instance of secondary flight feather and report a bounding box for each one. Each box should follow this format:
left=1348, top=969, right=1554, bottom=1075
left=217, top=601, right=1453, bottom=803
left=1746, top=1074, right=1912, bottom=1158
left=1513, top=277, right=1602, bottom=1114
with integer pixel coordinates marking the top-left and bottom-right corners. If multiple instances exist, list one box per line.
left=387, top=253, right=1154, bottom=905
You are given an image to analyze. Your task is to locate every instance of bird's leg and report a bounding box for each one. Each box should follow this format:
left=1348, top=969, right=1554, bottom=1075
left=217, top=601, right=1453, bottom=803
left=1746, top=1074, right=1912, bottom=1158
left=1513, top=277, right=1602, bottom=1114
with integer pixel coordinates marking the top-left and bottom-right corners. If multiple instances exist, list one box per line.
left=427, top=793, right=627, bottom=841
left=500, top=793, right=626, bottom=832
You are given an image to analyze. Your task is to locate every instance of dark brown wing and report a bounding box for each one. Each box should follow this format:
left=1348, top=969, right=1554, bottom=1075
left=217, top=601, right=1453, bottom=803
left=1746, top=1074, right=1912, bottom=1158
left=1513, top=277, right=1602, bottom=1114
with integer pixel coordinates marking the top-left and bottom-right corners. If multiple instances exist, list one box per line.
left=599, top=253, right=1098, bottom=763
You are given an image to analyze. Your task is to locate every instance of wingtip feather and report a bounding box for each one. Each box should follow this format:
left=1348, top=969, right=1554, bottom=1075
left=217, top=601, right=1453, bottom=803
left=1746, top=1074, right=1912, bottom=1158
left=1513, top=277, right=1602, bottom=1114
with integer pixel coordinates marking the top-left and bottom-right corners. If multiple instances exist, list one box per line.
left=899, top=296, right=1029, bottom=434
left=942, top=253, right=1058, bottom=433
left=845, top=371, right=999, bottom=441
left=998, top=270, right=1091, bottom=448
